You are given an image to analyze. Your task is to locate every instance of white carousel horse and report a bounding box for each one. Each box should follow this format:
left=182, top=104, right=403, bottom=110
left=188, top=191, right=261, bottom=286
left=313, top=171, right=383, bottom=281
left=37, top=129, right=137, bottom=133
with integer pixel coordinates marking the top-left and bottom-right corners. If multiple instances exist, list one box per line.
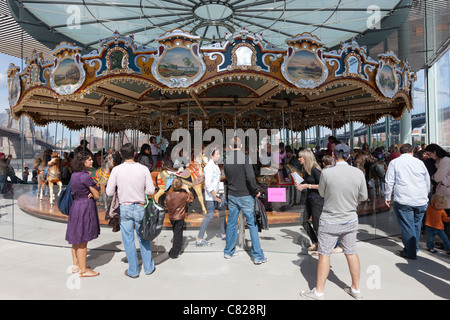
left=38, top=152, right=63, bottom=206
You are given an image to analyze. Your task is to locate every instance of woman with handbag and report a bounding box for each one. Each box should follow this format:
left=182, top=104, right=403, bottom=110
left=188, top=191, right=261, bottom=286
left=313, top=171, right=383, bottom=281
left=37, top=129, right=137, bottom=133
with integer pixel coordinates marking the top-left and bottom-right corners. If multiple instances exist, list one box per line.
left=65, top=151, right=100, bottom=277
left=425, top=144, right=450, bottom=239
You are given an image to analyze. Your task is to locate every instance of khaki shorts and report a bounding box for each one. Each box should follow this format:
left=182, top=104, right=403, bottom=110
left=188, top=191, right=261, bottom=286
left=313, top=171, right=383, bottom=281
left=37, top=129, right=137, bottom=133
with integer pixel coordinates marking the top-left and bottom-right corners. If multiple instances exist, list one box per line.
left=317, top=219, right=358, bottom=256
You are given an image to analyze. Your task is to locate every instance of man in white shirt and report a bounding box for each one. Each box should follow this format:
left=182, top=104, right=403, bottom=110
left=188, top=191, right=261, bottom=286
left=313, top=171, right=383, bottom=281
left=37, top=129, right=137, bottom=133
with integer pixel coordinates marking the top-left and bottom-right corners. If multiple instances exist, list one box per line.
left=196, top=147, right=226, bottom=246
left=106, top=143, right=156, bottom=278
left=384, top=143, right=430, bottom=260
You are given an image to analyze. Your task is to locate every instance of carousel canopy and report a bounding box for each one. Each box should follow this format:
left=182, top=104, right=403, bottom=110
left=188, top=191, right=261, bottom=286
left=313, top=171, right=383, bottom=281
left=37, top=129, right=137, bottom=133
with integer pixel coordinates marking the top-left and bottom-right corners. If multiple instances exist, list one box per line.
left=7, top=0, right=412, bottom=54
left=6, top=28, right=416, bottom=135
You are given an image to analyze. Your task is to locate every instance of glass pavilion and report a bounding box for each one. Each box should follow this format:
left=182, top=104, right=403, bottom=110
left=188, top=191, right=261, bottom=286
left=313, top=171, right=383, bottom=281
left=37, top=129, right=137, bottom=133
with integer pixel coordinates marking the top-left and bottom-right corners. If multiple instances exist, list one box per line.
left=0, top=0, right=449, bottom=244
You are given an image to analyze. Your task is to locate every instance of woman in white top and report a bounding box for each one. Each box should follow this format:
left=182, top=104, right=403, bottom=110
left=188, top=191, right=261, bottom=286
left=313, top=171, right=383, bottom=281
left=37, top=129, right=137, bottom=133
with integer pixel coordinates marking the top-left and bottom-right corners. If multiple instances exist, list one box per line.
left=196, top=147, right=227, bottom=246
left=149, top=136, right=162, bottom=170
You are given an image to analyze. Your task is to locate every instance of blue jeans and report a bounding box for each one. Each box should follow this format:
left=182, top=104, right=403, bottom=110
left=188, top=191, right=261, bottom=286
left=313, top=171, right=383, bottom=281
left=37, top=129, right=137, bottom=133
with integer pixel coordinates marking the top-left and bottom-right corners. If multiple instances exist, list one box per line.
left=224, top=195, right=265, bottom=262
left=393, top=202, right=427, bottom=259
left=426, top=226, right=450, bottom=251
left=198, top=200, right=227, bottom=239
left=119, top=204, right=155, bottom=277
left=0, top=175, right=6, bottom=194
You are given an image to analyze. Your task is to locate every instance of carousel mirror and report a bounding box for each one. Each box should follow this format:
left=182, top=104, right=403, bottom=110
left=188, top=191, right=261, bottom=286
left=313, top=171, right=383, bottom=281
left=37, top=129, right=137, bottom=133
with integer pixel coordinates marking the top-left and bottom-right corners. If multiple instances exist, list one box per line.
left=235, top=46, right=253, bottom=66
left=30, top=65, right=40, bottom=83
left=347, top=56, right=359, bottom=74
left=110, top=50, right=125, bottom=70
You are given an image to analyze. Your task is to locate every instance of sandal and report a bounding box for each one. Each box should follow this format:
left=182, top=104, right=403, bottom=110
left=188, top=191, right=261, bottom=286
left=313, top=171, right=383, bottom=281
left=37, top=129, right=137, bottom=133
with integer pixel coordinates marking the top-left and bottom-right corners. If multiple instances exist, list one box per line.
left=79, top=269, right=100, bottom=277
left=72, top=265, right=91, bottom=273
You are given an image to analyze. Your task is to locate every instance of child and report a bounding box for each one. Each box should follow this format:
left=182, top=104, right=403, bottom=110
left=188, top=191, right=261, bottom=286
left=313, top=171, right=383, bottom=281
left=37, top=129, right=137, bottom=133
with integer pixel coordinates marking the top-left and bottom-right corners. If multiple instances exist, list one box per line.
left=321, top=155, right=333, bottom=169
left=22, top=167, right=29, bottom=183
left=164, top=178, right=194, bottom=258
left=425, top=194, right=450, bottom=255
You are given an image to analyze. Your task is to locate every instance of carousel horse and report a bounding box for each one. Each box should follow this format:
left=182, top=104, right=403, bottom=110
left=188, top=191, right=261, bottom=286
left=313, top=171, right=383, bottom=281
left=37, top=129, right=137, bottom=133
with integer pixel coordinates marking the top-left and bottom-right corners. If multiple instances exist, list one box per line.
left=39, top=152, right=63, bottom=206
left=153, top=160, right=207, bottom=214
left=256, top=163, right=302, bottom=186
left=33, top=154, right=46, bottom=198
left=91, top=151, right=115, bottom=207
left=368, top=153, right=387, bottom=196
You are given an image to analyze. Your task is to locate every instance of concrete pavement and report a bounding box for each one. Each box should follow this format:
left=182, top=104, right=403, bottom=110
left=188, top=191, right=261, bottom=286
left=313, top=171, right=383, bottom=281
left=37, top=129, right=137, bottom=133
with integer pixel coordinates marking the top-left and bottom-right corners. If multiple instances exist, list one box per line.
left=0, top=222, right=449, bottom=300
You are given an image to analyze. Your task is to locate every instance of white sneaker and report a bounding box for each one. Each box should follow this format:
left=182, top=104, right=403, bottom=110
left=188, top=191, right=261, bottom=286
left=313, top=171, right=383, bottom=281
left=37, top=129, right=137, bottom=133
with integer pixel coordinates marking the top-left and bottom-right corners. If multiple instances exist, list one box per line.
left=300, top=288, right=324, bottom=300
left=344, top=286, right=363, bottom=300
left=253, top=257, right=268, bottom=265
left=224, top=251, right=239, bottom=259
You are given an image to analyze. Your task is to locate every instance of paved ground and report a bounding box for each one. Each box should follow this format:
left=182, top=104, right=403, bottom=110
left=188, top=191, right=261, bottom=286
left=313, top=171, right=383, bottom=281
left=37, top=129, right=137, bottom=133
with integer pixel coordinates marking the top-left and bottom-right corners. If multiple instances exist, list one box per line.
left=0, top=189, right=449, bottom=302
left=0, top=222, right=449, bottom=301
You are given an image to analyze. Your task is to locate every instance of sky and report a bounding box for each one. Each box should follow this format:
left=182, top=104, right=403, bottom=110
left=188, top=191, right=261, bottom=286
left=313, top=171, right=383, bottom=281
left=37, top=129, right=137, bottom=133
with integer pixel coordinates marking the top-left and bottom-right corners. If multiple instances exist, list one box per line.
left=0, top=52, right=80, bottom=145
left=0, top=53, right=21, bottom=109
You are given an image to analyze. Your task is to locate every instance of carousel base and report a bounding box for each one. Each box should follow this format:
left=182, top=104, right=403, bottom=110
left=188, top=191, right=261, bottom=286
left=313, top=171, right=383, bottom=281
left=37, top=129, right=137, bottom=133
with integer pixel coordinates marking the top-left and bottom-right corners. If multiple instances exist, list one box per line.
left=16, top=190, right=303, bottom=228
left=17, top=190, right=388, bottom=228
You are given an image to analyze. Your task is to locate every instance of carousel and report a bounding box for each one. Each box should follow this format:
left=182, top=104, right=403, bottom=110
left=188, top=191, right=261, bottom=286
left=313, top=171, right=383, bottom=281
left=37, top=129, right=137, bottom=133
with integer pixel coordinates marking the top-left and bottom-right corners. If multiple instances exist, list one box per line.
left=7, top=27, right=416, bottom=227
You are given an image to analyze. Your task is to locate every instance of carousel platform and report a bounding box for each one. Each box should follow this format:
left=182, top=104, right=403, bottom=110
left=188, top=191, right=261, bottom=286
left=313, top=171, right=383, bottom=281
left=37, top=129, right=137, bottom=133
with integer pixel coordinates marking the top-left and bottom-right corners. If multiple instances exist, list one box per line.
left=17, top=189, right=388, bottom=228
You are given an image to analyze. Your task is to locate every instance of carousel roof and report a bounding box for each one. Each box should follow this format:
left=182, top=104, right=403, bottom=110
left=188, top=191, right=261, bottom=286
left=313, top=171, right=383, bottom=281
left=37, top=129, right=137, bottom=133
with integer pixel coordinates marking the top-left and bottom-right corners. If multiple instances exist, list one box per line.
left=7, top=0, right=412, bottom=54
left=6, top=28, right=416, bottom=135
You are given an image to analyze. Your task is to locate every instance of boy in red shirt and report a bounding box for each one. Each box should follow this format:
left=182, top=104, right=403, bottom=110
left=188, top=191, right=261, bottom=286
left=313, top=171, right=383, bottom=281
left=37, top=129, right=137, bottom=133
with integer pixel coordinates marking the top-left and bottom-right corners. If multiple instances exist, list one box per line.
left=425, top=194, right=450, bottom=254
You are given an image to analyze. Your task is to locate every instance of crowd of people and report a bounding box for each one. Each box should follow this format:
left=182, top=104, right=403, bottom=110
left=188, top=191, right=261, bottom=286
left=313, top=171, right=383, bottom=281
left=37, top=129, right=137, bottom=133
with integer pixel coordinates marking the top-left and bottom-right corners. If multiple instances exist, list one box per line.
left=3, top=133, right=449, bottom=299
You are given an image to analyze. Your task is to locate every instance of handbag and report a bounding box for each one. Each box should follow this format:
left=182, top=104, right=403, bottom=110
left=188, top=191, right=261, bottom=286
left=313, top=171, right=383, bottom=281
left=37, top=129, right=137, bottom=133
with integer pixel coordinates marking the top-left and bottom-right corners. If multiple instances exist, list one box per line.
left=254, top=197, right=269, bottom=232
left=138, top=196, right=166, bottom=241
left=57, top=181, right=74, bottom=215
left=105, top=187, right=120, bottom=232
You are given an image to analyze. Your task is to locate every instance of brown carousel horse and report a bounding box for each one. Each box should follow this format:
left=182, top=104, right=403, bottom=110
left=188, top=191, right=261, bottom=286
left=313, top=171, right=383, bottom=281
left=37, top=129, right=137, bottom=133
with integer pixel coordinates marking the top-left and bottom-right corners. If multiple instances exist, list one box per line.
left=153, top=160, right=207, bottom=214
left=37, top=152, right=63, bottom=206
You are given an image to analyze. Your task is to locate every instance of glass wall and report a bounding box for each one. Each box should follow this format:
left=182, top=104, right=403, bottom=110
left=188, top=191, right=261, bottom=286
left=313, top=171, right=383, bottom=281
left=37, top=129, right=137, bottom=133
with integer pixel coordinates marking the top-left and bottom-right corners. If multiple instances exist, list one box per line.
left=0, top=1, right=448, bottom=255
left=435, top=49, right=450, bottom=149
left=412, top=69, right=427, bottom=146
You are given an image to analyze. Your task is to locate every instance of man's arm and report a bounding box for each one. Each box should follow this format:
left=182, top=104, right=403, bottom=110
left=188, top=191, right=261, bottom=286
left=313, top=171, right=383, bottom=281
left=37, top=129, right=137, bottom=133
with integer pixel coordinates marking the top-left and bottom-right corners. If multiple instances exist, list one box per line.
left=384, top=162, right=395, bottom=207
left=105, top=167, right=117, bottom=196
left=318, top=171, right=326, bottom=198
left=423, top=163, right=431, bottom=194
left=145, top=169, right=155, bottom=195
left=358, top=171, right=368, bottom=202
left=245, top=162, right=260, bottom=196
